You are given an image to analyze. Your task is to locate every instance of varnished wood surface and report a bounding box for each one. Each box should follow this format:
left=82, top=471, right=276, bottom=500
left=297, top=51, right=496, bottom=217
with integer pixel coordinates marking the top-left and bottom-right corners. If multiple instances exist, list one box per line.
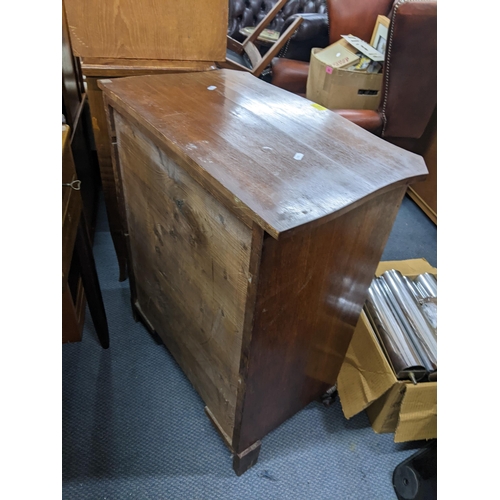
left=86, top=77, right=128, bottom=280
left=62, top=286, right=82, bottom=343
left=99, top=70, right=428, bottom=240
left=63, top=124, right=85, bottom=344
left=62, top=124, right=109, bottom=347
left=63, top=0, right=227, bottom=62
left=103, top=70, right=430, bottom=473
left=62, top=125, right=82, bottom=289
left=114, top=112, right=258, bottom=438
left=235, top=187, right=406, bottom=452
left=81, top=58, right=217, bottom=77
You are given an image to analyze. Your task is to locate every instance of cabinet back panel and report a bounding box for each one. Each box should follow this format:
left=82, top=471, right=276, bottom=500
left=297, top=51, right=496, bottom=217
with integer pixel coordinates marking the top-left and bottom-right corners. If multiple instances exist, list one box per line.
left=64, top=0, right=227, bottom=61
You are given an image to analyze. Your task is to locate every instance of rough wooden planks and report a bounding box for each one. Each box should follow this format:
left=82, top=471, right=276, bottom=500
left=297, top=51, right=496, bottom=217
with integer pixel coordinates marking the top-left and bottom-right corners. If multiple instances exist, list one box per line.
left=114, top=112, right=256, bottom=438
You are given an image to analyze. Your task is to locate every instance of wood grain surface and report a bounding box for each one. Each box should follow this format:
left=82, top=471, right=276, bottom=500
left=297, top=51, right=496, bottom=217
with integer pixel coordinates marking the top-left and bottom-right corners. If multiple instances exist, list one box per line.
left=62, top=125, right=82, bottom=289
left=102, top=70, right=429, bottom=473
left=234, top=186, right=407, bottom=451
left=114, top=112, right=257, bottom=438
left=99, top=70, right=428, bottom=239
left=63, top=0, right=227, bottom=61
left=81, top=59, right=217, bottom=78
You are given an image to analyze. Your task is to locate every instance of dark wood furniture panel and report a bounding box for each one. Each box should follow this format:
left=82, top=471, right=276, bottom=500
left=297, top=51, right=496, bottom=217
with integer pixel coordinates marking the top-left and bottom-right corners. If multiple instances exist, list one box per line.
left=99, top=69, right=427, bottom=474
left=63, top=6, right=102, bottom=337
left=62, top=125, right=110, bottom=348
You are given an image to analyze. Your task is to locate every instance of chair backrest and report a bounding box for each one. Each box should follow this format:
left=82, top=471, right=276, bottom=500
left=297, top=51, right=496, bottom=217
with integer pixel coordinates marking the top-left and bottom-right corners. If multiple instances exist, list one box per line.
left=380, top=0, right=437, bottom=139
left=226, top=0, right=303, bottom=77
left=228, top=0, right=326, bottom=40
left=326, top=0, right=394, bottom=45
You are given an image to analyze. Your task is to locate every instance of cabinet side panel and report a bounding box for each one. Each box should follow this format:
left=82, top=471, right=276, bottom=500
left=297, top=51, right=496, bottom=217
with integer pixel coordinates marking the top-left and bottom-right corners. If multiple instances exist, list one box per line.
left=115, top=113, right=252, bottom=438
left=235, top=187, right=406, bottom=451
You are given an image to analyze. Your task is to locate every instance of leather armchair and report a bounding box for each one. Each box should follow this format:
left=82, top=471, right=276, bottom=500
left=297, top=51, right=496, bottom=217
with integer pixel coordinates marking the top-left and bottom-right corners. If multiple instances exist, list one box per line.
left=270, top=0, right=394, bottom=95
left=334, top=0, right=437, bottom=224
left=335, top=0, right=437, bottom=147
left=228, top=0, right=328, bottom=61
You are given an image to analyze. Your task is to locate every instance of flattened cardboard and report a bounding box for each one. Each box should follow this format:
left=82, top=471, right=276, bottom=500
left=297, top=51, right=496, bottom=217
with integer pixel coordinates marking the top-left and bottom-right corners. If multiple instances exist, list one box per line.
left=366, top=383, right=406, bottom=433
left=337, top=310, right=395, bottom=418
left=306, top=47, right=382, bottom=110
left=395, top=382, right=437, bottom=442
left=314, top=40, right=360, bottom=68
left=341, top=35, right=385, bottom=62
left=337, top=258, right=437, bottom=442
left=375, top=259, right=437, bottom=277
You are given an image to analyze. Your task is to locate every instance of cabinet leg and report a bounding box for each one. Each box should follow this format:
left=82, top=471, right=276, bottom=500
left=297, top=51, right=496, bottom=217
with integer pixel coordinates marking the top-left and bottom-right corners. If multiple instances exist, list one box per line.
left=232, top=440, right=261, bottom=476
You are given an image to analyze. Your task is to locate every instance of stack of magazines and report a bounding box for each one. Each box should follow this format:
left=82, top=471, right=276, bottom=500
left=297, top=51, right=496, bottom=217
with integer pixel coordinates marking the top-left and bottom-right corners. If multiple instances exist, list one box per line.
left=364, top=269, right=437, bottom=383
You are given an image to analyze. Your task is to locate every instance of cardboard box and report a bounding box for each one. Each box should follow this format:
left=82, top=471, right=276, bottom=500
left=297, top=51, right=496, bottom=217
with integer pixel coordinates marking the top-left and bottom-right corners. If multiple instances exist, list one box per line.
left=306, top=46, right=383, bottom=110
left=313, top=40, right=360, bottom=68
left=337, top=259, right=437, bottom=442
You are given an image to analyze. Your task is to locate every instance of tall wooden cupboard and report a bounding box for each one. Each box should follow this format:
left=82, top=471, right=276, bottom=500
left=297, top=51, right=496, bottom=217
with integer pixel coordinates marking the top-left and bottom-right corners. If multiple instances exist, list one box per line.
left=63, top=0, right=228, bottom=279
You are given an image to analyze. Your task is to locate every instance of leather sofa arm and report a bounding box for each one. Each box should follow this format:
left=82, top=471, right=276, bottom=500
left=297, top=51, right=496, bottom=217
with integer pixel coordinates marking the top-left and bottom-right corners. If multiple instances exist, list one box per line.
left=333, top=109, right=383, bottom=135
left=270, top=58, right=310, bottom=95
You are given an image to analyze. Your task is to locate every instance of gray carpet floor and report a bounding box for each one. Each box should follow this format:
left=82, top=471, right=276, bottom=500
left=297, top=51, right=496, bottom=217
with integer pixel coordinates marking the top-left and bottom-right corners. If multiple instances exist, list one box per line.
left=62, top=194, right=437, bottom=499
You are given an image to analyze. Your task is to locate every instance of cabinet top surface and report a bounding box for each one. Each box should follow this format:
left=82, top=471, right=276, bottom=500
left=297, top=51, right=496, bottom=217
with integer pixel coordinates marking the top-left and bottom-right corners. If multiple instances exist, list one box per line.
left=100, top=70, right=427, bottom=238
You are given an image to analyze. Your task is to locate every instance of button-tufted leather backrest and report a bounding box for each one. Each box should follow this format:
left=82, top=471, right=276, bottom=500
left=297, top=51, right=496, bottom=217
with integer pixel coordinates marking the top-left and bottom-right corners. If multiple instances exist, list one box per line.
left=228, top=0, right=327, bottom=40
left=380, top=0, right=437, bottom=139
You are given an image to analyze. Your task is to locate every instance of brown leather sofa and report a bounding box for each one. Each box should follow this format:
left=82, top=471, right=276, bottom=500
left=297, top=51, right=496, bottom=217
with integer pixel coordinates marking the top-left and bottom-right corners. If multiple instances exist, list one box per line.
left=228, top=0, right=328, bottom=61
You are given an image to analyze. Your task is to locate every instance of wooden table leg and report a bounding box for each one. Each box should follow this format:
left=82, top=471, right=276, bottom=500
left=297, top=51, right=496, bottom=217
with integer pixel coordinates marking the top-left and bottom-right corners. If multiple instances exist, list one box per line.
left=232, top=441, right=262, bottom=476
left=86, top=77, right=128, bottom=281
left=74, top=214, right=110, bottom=349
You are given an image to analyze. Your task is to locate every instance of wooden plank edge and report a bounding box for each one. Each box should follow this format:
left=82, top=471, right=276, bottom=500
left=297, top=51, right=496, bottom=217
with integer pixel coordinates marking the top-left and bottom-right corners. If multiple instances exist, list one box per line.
left=204, top=406, right=234, bottom=452
left=231, top=224, right=264, bottom=452
left=406, top=187, right=437, bottom=225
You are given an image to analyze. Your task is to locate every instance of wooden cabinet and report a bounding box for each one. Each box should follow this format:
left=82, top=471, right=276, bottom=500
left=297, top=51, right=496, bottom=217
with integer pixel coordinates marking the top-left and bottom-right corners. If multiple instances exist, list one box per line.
left=63, top=0, right=228, bottom=280
left=63, top=7, right=102, bottom=340
left=63, top=5, right=100, bottom=232
left=62, top=125, right=109, bottom=348
left=62, top=125, right=85, bottom=343
left=99, top=69, right=427, bottom=475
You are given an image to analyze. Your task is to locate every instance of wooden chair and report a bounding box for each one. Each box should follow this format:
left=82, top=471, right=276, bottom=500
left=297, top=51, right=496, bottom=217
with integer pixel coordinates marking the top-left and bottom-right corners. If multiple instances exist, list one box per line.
left=223, top=0, right=303, bottom=77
